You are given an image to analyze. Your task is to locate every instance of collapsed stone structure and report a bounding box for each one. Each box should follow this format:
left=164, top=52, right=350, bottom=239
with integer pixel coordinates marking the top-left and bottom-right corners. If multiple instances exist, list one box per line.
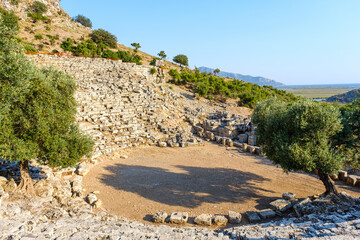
left=30, top=54, right=205, bottom=156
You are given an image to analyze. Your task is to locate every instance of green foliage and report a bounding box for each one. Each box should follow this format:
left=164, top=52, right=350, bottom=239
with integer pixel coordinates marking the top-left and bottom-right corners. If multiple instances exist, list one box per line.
left=34, top=34, right=43, bottom=40
left=214, top=68, right=220, bottom=75
left=46, top=34, right=56, bottom=45
left=158, top=50, right=167, bottom=60
left=73, top=14, right=92, bottom=28
left=23, top=43, right=37, bottom=52
left=72, top=39, right=101, bottom=57
left=32, top=1, right=48, bottom=14
left=60, top=38, right=74, bottom=52
left=89, top=29, right=117, bottom=48
left=334, top=99, right=360, bottom=168
left=0, top=19, right=93, bottom=167
left=10, top=0, right=20, bottom=5
left=27, top=12, right=50, bottom=22
left=168, top=68, right=296, bottom=107
left=0, top=7, right=19, bottom=32
left=45, top=25, right=51, bottom=31
left=173, top=54, right=188, bottom=67
left=150, top=57, right=159, bottom=66
left=52, top=49, right=59, bottom=53
left=150, top=68, right=156, bottom=75
left=253, top=98, right=343, bottom=175
left=102, top=49, right=142, bottom=65
left=131, top=42, right=141, bottom=53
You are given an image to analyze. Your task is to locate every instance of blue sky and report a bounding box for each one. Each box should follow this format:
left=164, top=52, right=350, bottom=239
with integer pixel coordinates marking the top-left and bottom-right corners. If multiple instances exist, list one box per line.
left=60, top=0, right=360, bottom=85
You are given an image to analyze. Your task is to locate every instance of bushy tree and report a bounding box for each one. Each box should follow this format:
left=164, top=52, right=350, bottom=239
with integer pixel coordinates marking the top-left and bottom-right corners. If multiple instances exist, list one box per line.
left=252, top=98, right=343, bottom=195
left=60, top=38, right=74, bottom=52
left=73, top=14, right=92, bottom=28
left=131, top=42, right=141, bottom=53
left=158, top=50, right=167, bottom=60
left=214, top=68, right=220, bottom=75
left=173, top=54, right=188, bottom=67
left=89, top=29, right=117, bottom=48
left=0, top=18, right=94, bottom=195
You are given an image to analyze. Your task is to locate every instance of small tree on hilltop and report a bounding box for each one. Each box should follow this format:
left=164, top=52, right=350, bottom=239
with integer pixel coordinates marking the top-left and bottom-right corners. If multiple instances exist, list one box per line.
left=158, top=50, right=167, bottom=60
left=214, top=68, right=220, bottom=76
left=131, top=42, right=141, bottom=53
left=89, top=29, right=117, bottom=48
left=0, top=19, right=94, bottom=196
left=252, top=98, right=343, bottom=195
left=173, top=54, right=188, bottom=67
left=73, top=14, right=92, bottom=28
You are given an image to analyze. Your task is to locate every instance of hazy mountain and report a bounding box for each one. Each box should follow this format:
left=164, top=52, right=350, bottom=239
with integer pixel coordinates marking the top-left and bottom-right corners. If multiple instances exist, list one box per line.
left=326, top=89, right=360, bottom=103
left=198, top=67, right=284, bottom=87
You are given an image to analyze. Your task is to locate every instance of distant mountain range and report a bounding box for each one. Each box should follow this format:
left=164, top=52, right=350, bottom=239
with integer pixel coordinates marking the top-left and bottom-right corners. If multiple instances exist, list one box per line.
left=326, top=89, right=360, bottom=103
left=198, top=67, right=284, bottom=87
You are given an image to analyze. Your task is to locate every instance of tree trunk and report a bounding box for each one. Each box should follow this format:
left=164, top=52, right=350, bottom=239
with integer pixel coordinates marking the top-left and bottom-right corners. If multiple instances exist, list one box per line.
left=18, top=160, right=35, bottom=196
left=318, top=170, right=338, bottom=195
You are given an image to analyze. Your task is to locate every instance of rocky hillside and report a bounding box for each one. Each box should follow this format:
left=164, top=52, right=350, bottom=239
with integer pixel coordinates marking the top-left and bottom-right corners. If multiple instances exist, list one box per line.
left=326, top=89, right=360, bottom=103
left=198, top=66, right=284, bottom=87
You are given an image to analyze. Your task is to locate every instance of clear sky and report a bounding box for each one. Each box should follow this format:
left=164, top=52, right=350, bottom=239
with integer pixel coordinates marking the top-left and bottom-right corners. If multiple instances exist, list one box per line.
left=60, top=0, right=360, bottom=85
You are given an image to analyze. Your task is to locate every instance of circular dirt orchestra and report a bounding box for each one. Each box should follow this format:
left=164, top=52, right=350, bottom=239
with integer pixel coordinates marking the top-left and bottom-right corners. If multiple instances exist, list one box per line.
left=83, top=143, right=360, bottom=226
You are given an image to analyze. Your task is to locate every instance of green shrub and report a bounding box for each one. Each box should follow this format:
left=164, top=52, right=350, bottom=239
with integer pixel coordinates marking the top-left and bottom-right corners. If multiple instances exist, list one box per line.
left=34, top=34, right=43, bottom=40
left=150, top=57, right=159, bottom=66
left=10, top=0, right=20, bottom=5
left=89, top=29, right=117, bottom=48
left=52, top=49, right=59, bottom=53
left=23, top=44, right=37, bottom=52
left=0, top=7, right=19, bottom=32
left=45, top=26, right=51, bottom=31
left=27, top=12, right=50, bottom=22
left=73, top=15, right=92, bottom=28
left=60, top=38, right=74, bottom=52
left=38, top=44, right=44, bottom=50
left=32, top=1, right=48, bottom=14
left=150, top=68, right=156, bottom=75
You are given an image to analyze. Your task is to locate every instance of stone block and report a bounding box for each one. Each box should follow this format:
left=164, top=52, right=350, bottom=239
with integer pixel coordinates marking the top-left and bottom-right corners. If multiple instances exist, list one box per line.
left=158, top=142, right=167, bottom=147
left=228, top=210, right=241, bottom=224
left=248, top=146, right=256, bottom=154
left=248, top=136, right=256, bottom=146
left=282, top=192, right=296, bottom=201
left=238, top=134, right=248, bottom=143
left=242, top=143, right=248, bottom=152
left=227, top=138, right=234, bottom=147
left=76, top=163, right=91, bottom=176
left=270, top=199, right=292, bottom=212
left=153, top=212, right=168, bottom=223
left=214, top=214, right=228, bottom=226
left=346, top=175, right=359, bottom=186
left=338, top=170, right=348, bottom=181
left=330, top=174, right=338, bottom=181
left=258, top=209, right=276, bottom=219
left=169, top=212, right=188, bottom=224
left=86, top=193, right=97, bottom=205
left=245, top=211, right=261, bottom=223
left=194, top=214, right=212, bottom=226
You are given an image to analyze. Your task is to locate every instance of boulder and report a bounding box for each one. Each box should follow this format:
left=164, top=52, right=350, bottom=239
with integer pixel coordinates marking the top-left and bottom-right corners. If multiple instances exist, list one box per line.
left=238, top=134, right=248, bottom=143
left=330, top=174, right=338, bottom=181
left=214, top=214, right=228, bottom=226
left=245, top=211, right=261, bottom=223
left=194, top=214, right=212, bottom=226
left=257, top=209, right=276, bottom=219
left=3, top=178, right=17, bottom=192
left=248, top=136, right=256, bottom=146
left=93, top=200, right=102, bottom=209
left=270, top=199, right=292, bottom=212
left=86, top=193, right=97, bottom=205
left=242, top=143, right=248, bottom=152
left=227, top=138, right=234, bottom=147
left=158, top=142, right=167, bottom=147
left=76, top=163, right=91, bottom=176
left=169, top=212, right=188, bottom=224
left=228, top=210, right=241, bottom=224
left=248, top=146, right=256, bottom=154
left=153, top=212, right=168, bottom=223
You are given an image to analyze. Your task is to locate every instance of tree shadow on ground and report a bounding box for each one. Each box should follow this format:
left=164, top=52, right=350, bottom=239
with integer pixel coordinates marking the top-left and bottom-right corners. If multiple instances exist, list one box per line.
left=99, top=164, right=274, bottom=208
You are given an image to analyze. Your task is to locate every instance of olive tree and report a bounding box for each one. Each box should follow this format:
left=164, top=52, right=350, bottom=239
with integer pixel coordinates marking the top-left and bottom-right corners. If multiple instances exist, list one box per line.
left=252, top=98, right=343, bottom=195
left=89, top=29, right=117, bottom=48
left=173, top=54, right=188, bottom=67
left=0, top=18, right=94, bottom=195
left=130, top=42, right=141, bottom=53
left=73, top=14, right=92, bottom=28
left=158, top=50, right=167, bottom=60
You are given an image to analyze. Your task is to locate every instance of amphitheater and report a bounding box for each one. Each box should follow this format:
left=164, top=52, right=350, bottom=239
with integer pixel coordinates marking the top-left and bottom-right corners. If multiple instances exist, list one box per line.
left=1, top=54, right=360, bottom=239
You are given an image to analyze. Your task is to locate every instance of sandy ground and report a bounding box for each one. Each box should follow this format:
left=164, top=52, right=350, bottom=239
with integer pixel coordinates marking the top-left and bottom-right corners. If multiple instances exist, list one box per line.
left=83, top=143, right=360, bottom=226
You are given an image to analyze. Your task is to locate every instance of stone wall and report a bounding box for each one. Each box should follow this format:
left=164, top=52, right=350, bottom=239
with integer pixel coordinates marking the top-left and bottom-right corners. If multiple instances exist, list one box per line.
left=29, top=54, right=198, bottom=156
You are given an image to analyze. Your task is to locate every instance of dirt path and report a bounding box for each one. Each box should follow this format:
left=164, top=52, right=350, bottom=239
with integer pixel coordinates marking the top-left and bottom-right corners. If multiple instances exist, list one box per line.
left=83, top=143, right=360, bottom=225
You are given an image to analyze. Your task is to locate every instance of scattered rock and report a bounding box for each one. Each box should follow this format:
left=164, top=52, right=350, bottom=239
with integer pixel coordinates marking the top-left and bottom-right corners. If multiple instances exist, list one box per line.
left=346, top=175, right=359, bottom=186
left=76, top=163, right=91, bottom=176
left=258, top=209, right=276, bottom=220
left=153, top=212, right=168, bottom=223
left=214, top=214, right=228, bottom=226
left=93, top=199, right=102, bottom=209
left=245, top=211, right=261, bottom=223
left=158, top=142, right=167, bottom=148
left=85, top=193, right=97, bottom=205
left=338, top=170, right=348, bottom=181
left=293, top=198, right=312, bottom=217
left=169, top=212, right=188, bottom=224
left=228, top=210, right=242, bottom=224
left=270, top=199, right=292, bottom=212
left=194, top=214, right=212, bottom=226
left=282, top=192, right=296, bottom=201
